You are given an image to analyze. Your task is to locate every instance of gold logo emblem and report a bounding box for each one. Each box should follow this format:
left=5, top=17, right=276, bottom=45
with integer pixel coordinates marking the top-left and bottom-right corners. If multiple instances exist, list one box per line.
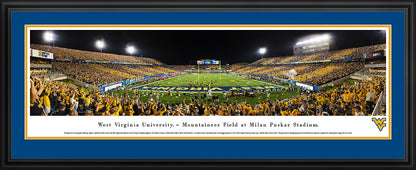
left=372, top=118, right=386, bottom=131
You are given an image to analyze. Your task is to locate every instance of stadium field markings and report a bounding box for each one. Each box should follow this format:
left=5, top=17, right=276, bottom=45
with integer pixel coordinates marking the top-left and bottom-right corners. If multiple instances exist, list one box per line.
left=127, top=74, right=286, bottom=93
left=127, top=73, right=286, bottom=93
left=136, top=73, right=283, bottom=87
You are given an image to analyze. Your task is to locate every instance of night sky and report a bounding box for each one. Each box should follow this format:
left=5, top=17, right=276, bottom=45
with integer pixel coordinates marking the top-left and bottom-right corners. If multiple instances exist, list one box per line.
left=30, top=30, right=386, bottom=65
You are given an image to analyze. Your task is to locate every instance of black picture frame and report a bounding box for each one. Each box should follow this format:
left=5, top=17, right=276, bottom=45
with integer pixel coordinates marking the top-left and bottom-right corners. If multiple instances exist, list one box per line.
left=1, top=0, right=414, bottom=169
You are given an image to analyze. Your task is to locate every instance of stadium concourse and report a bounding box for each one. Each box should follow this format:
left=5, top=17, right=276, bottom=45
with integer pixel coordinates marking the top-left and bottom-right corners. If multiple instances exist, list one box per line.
left=29, top=44, right=386, bottom=117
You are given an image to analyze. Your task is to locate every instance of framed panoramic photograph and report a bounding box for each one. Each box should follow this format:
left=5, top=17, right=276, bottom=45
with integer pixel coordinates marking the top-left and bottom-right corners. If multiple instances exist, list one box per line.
left=1, top=0, right=414, bottom=169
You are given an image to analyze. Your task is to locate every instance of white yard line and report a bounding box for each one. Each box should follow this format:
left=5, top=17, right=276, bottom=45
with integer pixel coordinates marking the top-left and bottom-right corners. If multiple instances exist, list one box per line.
left=129, top=73, right=286, bottom=90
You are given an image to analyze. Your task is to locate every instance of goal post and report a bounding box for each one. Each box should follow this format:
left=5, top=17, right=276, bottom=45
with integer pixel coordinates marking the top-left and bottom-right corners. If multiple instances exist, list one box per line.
left=219, top=60, right=221, bottom=86
left=197, top=62, right=199, bottom=85
left=196, top=59, right=221, bottom=86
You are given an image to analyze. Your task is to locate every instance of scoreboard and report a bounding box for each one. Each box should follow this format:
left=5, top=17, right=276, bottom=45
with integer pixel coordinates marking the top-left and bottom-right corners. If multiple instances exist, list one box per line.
left=197, top=60, right=219, bottom=65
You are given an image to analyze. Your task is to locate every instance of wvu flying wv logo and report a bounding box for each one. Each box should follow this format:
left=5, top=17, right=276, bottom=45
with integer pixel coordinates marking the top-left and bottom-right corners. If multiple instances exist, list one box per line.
left=372, top=117, right=386, bottom=131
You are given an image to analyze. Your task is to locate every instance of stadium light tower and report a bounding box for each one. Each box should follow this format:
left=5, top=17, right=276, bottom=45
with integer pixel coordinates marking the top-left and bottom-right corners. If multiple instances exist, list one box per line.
left=294, top=34, right=331, bottom=55
left=43, top=31, right=55, bottom=43
left=258, top=47, right=267, bottom=58
left=296, top=34, right=330, bottom=46
left=43, top=31, right=55, bottom=50
left=126, top=45, right=136, bottom=56
left=95, top=40, right=105, bottom=53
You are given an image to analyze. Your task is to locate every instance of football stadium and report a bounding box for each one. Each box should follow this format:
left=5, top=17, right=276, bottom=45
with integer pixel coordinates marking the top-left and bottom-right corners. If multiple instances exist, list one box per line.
left=29, top=30, right=387, bottom=117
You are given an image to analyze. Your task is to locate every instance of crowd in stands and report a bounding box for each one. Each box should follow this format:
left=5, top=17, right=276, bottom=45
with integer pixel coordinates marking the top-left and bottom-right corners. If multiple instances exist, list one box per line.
left=30, top=68, right=67, bottom=82
left=293, top=62, right=365, bottom=86
left=164, top=65, right=195, bottom=72
left=185, top=65, right=232, bottom=70
left=29, top=73, right=385, bottom=116
left=231, top=64, right=245, bottom=71
left=52, top=62, right=128, bottom=87
left=234, top=61, right=365, bottom=86
left=31, top=44, right=163, bottom=65
left=251, top=58, right=268, bottom=65
left=358, top=68, right=386, bottom=76
left=30, top=57, right=52, bottom=64
left=252, top=44, right=385, bottom=65
left=51, top=61, right=181, bottom=87
left=30, top=68, right=52, bottom=76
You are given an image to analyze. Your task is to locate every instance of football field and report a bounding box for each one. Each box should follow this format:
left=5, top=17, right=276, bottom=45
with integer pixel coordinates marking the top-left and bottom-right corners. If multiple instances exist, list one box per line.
left=110, top=73, right=295, bottom=105
left=144, top=73, right=281, bottom=87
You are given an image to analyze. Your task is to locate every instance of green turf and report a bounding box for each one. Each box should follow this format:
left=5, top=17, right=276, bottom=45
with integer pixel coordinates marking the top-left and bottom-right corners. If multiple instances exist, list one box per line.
left=108, top=73, right=297, bottom=105
left=108, top=88, right=300, bottom=106
left=143, top=73, right=280, bottom=87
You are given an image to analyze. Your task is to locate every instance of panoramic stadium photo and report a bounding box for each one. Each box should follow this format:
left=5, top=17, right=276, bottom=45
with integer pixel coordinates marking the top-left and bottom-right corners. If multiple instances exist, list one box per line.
left=29, top=29, right=387, bottom=117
